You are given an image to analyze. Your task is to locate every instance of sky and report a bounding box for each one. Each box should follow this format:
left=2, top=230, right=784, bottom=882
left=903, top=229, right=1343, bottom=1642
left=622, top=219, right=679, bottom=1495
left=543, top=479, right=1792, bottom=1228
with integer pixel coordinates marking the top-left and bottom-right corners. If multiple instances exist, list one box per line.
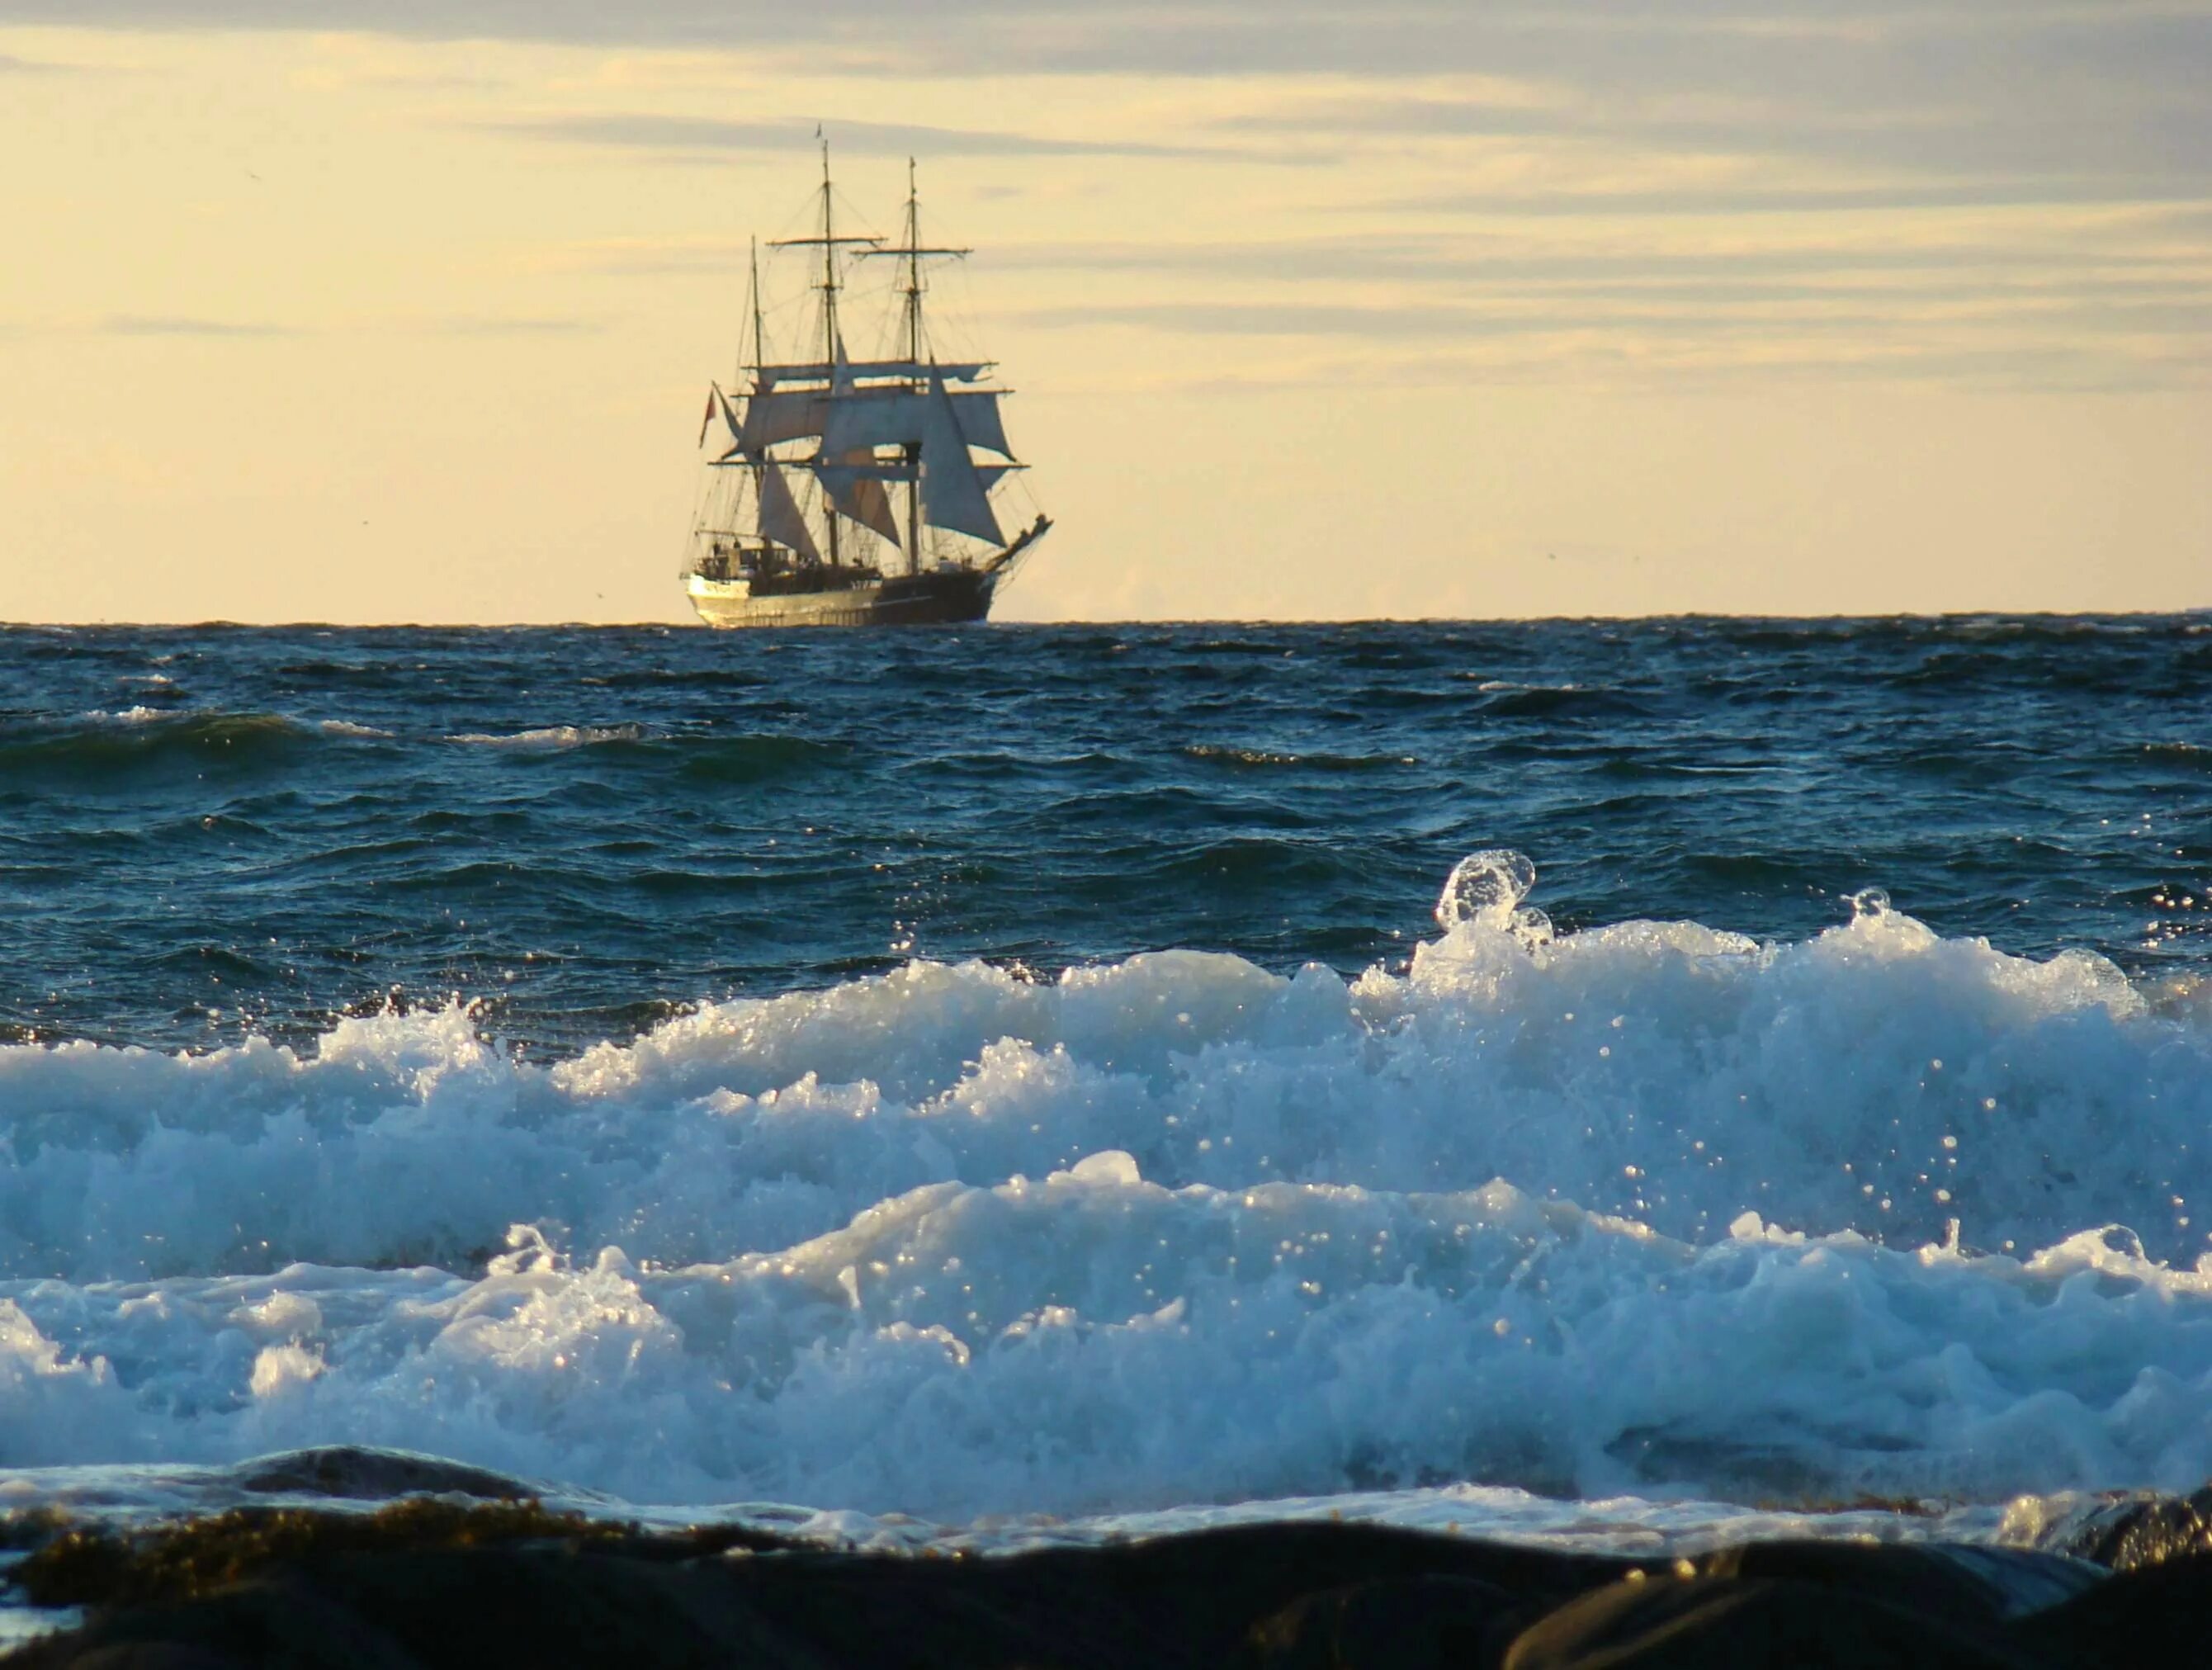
left=2, top=2, right=2207, bottom=622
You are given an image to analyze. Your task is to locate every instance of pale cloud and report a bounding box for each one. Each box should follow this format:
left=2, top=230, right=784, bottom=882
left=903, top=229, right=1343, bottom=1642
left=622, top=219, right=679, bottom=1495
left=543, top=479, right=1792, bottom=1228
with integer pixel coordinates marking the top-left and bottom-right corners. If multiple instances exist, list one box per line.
left=1025, top=296, right=2212, bottom=343
left=18, top=1, right=2207, bottom=196
left=87, top=312, right=605, bottom=338
left=1140, top=337, right=2200, bottom=398
left=994, top=233, right=2210, bottom=288
left=97, top=315, right=291, bottom=336
left=493, top=112, right=1220, bottom=162
left=1360, top=182, right=2212, bottom=218
left=1189, top=17, right=2212, bottom=189
left=989, top=206, right=2212, bottom=389
left=537, top=214, right=2212, bottom=391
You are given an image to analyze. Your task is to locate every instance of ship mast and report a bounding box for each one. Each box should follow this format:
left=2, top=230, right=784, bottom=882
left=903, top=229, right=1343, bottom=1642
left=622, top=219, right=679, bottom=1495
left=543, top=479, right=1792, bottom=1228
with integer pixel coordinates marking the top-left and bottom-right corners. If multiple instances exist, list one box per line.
left=868, top=158, right=971, bottom=577
left=903, top=160, right=924, bottom=576
left=817, top=140, right=839, bottom=570
left=749, top=235, right=766, bottom=376
left=768, top=135, right=881, bottom=569
left=746, top=236, right=765, bottom=551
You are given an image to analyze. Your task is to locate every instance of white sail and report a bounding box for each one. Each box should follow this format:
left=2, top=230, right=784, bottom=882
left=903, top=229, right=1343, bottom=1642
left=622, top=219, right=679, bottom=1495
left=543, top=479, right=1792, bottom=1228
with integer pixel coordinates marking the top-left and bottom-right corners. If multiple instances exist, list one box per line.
left=819, top=389, right=1011, bottom=457
left=952, top=391, right=1012, bottom=459
left=821, top=390, right=908, bottom=455
left=739, top=386, right=826, bottom=453
left=708, top=384, right=746, bottom=461
left=755, top=461, right=821, bottom=562
left=919, top=370, right=1004, bottom=546
left=817, top=450, right=902, bottom=544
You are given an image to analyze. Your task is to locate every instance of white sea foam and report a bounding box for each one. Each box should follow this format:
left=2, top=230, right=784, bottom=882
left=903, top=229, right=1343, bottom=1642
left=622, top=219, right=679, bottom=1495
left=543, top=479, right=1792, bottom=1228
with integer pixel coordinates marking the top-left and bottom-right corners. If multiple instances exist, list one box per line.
left=445, top=723, right=647, bottom=749
left=2, top=874, right=2210, bottom=1517
left=81, top=706, right=168, bottom=726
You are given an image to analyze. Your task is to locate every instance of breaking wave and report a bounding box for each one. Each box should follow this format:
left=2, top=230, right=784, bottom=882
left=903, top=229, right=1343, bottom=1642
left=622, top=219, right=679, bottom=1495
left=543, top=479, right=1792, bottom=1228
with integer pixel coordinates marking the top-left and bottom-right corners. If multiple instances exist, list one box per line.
left=3, top=857, right=2210, bottom=1517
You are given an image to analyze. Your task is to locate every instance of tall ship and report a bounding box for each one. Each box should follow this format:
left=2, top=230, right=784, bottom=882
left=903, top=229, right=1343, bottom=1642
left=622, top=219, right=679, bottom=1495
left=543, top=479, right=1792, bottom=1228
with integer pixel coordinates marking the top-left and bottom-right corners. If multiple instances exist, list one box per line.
left=683, top=145, right=1050, bottom=627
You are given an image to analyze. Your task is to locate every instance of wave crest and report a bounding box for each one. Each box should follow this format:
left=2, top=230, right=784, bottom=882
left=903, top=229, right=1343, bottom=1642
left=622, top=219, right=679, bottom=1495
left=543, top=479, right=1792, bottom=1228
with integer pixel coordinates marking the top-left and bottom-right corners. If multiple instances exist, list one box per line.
left=2, top=868, right=2205, bottom=1513
left=0, top=876, right=2194, bottom=1280
left=0, top=712, right=319, bottom=782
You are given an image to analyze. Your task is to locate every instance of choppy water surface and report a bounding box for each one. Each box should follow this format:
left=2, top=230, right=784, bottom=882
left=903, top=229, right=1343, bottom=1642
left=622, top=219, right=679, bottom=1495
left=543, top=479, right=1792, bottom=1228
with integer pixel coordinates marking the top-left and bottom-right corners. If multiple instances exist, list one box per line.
left=1, top=617, right=2209, bottom=1547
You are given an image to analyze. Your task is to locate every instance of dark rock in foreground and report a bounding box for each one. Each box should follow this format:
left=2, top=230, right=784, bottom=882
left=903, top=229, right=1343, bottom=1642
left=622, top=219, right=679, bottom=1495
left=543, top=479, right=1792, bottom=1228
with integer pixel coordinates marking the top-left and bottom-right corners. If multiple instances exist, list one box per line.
left=229, top=1448, right=539, bottom=1505
left=7, top=1491, right=2208, bottom=1668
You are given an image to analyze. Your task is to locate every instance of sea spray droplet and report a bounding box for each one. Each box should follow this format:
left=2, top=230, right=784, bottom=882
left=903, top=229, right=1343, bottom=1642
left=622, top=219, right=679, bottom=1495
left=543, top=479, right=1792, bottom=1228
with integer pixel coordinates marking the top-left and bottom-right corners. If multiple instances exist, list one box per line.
left=1435, top=849, right=1538, bottom=931
left=1061, top=1150, right=1141, bottom=1187
left=1848, top=887, right=1892, bottom=922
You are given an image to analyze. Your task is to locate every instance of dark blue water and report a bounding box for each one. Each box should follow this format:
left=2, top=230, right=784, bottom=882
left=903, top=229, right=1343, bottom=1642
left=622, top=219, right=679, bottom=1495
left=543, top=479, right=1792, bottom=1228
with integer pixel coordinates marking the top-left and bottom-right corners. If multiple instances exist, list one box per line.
left=2, top=616, right=2206, bottom=1057
left=7, top=613, right=2212, bottom=1544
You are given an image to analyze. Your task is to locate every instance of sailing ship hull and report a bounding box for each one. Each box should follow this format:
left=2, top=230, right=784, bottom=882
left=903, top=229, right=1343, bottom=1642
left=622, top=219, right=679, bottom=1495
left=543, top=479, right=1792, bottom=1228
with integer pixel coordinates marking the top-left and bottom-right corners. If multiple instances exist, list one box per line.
left=687, top=567, right=997, bottom=629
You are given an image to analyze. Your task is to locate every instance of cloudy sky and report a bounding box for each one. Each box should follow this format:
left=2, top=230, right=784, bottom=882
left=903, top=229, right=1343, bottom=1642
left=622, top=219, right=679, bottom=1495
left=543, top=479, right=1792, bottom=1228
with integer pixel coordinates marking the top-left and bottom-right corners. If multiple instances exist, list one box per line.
left=2, top=2, right=2206, bottom=622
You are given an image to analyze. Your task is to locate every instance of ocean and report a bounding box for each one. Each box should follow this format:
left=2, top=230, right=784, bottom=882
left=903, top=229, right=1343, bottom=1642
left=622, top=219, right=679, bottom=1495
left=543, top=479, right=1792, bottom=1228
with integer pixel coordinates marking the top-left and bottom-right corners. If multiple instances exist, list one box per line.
left=2, top=616, right=2210, bottom=1582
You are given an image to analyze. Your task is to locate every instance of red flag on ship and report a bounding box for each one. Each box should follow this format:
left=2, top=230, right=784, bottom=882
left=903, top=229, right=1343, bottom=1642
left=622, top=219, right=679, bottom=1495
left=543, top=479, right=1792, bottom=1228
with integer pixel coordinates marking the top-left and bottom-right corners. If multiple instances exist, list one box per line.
left=697, top=386, right=718, bottom=449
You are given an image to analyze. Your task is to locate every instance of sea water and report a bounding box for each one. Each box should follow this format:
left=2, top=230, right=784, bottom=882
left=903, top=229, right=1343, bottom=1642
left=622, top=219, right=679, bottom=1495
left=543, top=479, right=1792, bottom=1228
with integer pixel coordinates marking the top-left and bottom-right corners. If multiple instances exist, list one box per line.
left=1, top=617, right=2208, bottom=1562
